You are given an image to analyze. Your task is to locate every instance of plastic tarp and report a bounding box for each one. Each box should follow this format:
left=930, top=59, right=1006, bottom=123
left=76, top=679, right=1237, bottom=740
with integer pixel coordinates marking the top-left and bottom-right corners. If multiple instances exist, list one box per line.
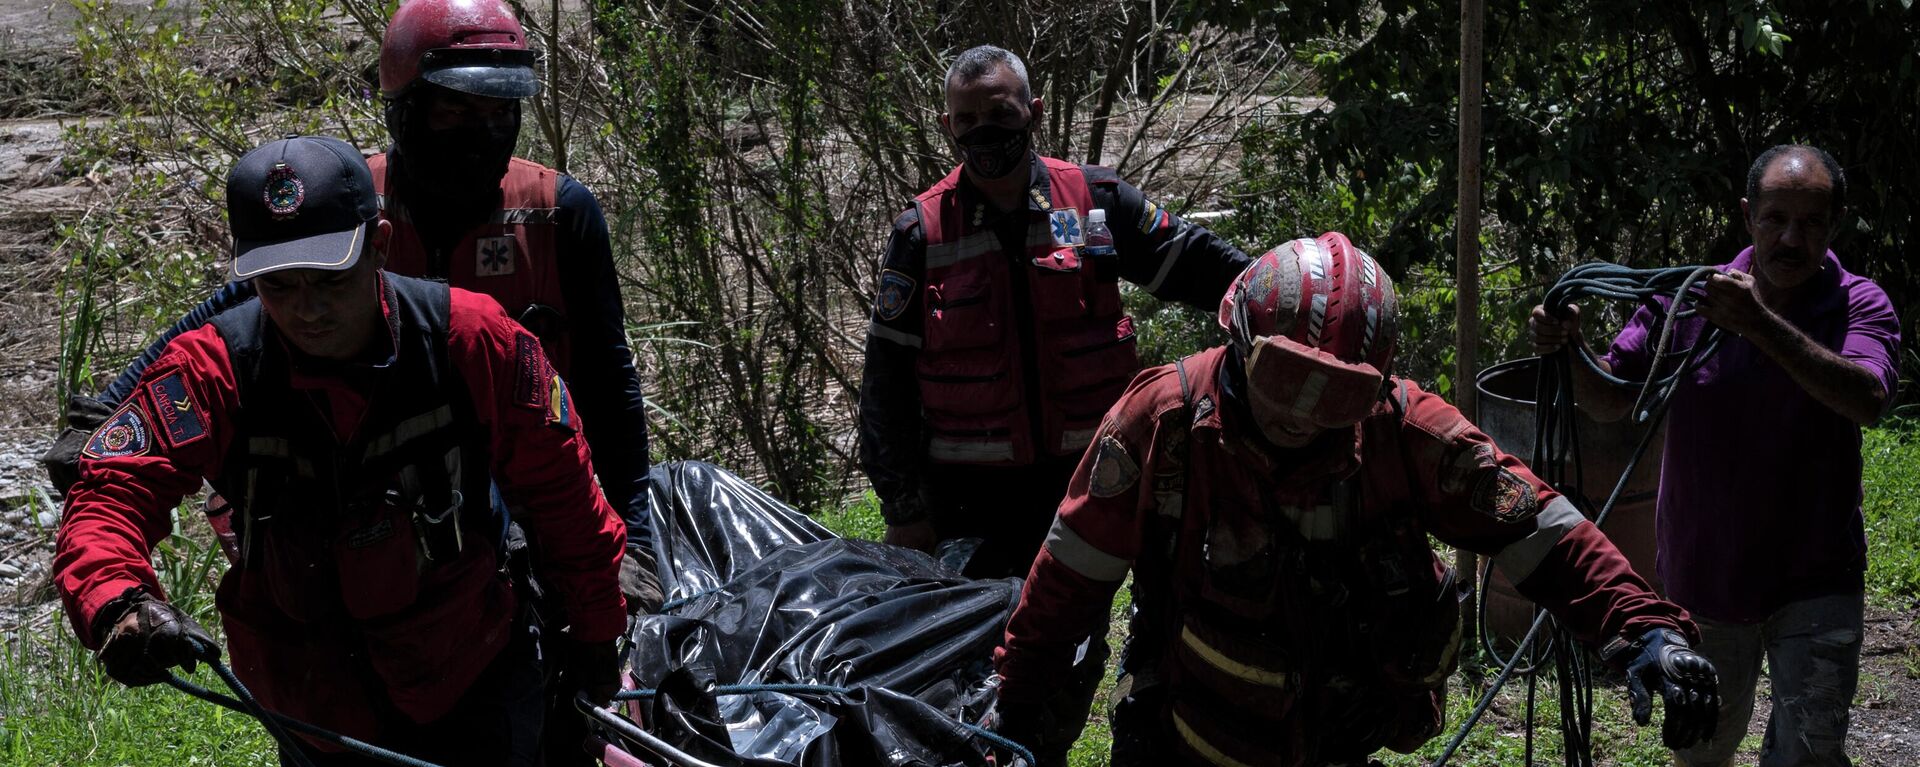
left=616, top=461, right=1021, bottom=767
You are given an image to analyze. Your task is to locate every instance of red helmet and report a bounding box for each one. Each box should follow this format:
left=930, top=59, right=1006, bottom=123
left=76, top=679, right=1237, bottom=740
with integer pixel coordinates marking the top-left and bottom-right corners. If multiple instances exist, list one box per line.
left=1220, top=231, right=1399, bottom=372
left=1220, top=233, right=1399, bottom=437
left=379, top=0, right=540, bottom=100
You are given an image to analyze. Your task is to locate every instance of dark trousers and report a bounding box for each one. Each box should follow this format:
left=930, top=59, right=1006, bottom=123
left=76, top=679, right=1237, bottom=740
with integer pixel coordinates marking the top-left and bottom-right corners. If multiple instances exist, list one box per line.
left=925, top=454, right=1079, bottom=579
left=280, top=619, right=545, bottom=767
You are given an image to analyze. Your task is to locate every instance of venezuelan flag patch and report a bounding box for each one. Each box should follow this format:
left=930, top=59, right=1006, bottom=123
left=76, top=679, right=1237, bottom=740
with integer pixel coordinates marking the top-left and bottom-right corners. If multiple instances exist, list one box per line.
left=546, top=373, right=574, bottom=432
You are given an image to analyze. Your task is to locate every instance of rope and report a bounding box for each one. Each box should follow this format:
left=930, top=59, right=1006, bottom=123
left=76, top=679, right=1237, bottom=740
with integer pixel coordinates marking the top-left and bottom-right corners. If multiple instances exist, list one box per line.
left=1434, top=262, right=1724, bottom=767
left=611, top=681, right=1038, bottom=765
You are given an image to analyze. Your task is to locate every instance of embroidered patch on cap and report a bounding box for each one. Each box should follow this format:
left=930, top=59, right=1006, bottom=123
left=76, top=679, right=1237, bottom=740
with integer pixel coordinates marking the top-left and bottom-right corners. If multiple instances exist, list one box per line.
left=546, top=373, right=575, bottom=432
left=146, top=370, right=208, bottom=449
left=476, top=236, right=517, bottom=277
left=512, top=333, right=552, bottom=411
left=84, top=399, right=154, bottom=459
left=1049, top=209, right=1083, bottom=247
left=875, top=269, right=914, bottom=321
left=1471, top=467, right=1539, bottom=524
left=263, top=163, right=304, bottom=220
left=1089, top=434, right=1140, bottom=498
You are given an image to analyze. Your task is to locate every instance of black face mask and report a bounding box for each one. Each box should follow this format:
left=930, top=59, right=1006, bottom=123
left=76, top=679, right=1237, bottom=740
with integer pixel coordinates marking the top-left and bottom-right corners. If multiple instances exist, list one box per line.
left=388, top=94, right=521, bottom=223
left=955, top=121, right=1031, bottom=181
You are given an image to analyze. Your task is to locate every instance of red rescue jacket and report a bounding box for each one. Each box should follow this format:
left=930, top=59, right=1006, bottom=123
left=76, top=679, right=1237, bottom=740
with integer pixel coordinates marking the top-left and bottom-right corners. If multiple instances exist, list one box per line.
left=53, top=275, right=626, bottom=746
left=997, top=346, right=1693, bottom=765
left=369, top=154, right=572, bottom=373
left=914, top=157, right=1138, bottom=466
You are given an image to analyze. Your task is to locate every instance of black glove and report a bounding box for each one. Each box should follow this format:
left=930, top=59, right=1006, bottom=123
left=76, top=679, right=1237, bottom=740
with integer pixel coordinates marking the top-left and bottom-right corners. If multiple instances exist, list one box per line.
left=1612, top=627, right=1719, bottom=749
left=983, top=694, right=1071, bottom=767
left=42, top=394, right=115, bottom=495
left=619, top=548, right=665, bottom=615
left=95, top=588, right=219, bottom=687
left=567, top=639, right=623, bottom=707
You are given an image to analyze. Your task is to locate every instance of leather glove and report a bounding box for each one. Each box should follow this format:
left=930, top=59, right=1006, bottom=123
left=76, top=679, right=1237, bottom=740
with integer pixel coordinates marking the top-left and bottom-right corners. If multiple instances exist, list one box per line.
left=620, top=548, right=665, bottom=615
left=41, top=394, right=114, bottom=495
left=567, top=639, right=623, bottom=707
left=95, top=587, right=219, bottom=687
left=1610, top=627, right=1720, bottom=749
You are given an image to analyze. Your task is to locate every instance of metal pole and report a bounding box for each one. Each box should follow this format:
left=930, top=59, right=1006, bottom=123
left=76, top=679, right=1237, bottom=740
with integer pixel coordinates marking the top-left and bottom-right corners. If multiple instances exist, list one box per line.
left=1454, top=0, right=1487, bottom=656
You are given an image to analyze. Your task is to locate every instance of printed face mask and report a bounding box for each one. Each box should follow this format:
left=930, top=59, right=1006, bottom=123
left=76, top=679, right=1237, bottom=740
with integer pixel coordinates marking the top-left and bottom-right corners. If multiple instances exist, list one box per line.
left=955, top=121, right=1031, bottom=181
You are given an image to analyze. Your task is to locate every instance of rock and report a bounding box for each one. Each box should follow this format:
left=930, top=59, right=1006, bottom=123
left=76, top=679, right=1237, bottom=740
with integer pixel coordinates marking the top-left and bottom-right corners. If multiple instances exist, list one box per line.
left=34, top=510, right=56, bottom=528
left=0, top=563, right=18, bottom=579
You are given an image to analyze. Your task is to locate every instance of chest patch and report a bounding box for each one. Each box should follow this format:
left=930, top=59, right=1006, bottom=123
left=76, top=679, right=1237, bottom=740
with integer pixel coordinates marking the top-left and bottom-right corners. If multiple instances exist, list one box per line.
left=476, top=235, right=518, bottom=277
left=1471, top=467, right=1539, bottom=524
left=1089, top=434, right=1140, bottom=498
left=84, top=399, right=154, bottom=459
left=875, top=269, right=914, bottom=321
left=1049, top=209, right=1083, bottom=247
left=146, top=370, right=209, bottom=449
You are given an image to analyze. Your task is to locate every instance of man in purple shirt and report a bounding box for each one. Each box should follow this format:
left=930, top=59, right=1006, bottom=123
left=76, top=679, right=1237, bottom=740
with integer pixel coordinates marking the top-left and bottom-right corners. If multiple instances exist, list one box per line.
left=1530, top=144, right=1901, bottom=767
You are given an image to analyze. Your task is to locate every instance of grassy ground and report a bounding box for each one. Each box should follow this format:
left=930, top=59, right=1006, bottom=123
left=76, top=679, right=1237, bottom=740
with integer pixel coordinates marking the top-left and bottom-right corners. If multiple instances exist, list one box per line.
left=5, top=421, right=1919, bottom=766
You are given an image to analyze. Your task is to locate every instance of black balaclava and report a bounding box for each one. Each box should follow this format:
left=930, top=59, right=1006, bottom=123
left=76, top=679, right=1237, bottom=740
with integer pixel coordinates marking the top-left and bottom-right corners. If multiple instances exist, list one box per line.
left=383, top=83, right=520, bottom=240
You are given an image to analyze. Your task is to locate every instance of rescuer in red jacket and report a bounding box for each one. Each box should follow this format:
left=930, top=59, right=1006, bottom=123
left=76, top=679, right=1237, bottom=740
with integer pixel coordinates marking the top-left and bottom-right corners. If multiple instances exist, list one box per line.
left=990, top=233, right=1721, bottom=766
left=372, top=0, right=660, bottom=612
left=859, top=44, right=1251, bottom=579
left=52, top=135, right=626, bottom=767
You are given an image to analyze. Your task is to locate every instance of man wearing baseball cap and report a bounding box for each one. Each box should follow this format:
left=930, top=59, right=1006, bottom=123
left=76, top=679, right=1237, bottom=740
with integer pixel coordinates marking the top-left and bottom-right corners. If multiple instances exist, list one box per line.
left=52, top=135, right=627, bottom=766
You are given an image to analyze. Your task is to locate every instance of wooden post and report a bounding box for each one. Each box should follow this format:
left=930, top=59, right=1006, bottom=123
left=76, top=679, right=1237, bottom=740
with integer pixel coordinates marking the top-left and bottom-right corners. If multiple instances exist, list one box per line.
left=1454, top=0, right=1486, bottom=659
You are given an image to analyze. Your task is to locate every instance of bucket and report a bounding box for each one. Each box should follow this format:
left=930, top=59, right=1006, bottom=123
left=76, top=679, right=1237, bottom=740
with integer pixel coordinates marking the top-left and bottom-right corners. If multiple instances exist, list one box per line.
left=1473, top=358, right=1667, bottom=644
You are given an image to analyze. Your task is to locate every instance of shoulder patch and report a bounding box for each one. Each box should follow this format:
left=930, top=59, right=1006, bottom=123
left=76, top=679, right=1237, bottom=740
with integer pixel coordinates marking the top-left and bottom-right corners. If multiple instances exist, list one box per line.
left=84, top=399, right=154, bottom=460
left=1191, top=393, right=1216, bottom=424
left=546, top=372, right=575, bottom=432
left=512, top=333, right=552, bottom=411
left=1471, top=467, right=1539, bottom=524
left=1088, top=434, right=1140, bottom=498
left=146, top=370, right=209, bottom=449
left=875, top=269, right=915, bottom=321
left=1137, top=198, right=1171, bottom=235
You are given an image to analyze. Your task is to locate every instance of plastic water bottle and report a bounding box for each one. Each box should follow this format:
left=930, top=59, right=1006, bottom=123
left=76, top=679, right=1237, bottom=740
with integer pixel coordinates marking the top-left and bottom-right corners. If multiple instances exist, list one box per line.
left=1084, top=208, right=1117, bottom=280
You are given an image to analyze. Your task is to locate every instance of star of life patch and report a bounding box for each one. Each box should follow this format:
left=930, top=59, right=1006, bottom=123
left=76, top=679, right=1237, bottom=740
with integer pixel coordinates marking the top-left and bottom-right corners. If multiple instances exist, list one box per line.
left=84, top=399, right=154, bottom=459
left=1049, top=209, right=1083, bottom=247
left=146, top=370, right=208, bottom=449
left=1089, top=434, right=1140, bottom=498
left=1471, top=467, right=1539, bottom=524
left=875, top=269, right=915, bottom=321
left=476, top=235, right=518, bottom=277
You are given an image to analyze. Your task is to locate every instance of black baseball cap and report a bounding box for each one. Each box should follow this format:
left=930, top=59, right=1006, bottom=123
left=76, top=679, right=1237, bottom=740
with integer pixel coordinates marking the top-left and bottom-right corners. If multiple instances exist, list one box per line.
left=227, top=135, right=379, bottom=280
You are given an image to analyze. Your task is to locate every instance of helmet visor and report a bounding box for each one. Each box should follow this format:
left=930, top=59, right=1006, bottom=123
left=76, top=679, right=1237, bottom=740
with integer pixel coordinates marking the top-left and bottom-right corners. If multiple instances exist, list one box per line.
left=419, top=47, right=541, bottom=99
left=1245, top=335, right=1384, bottom=431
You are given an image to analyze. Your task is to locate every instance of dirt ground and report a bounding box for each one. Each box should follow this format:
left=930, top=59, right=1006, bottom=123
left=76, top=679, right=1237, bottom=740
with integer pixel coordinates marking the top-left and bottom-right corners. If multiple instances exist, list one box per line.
left=0, top=2, right=1914, bottom=765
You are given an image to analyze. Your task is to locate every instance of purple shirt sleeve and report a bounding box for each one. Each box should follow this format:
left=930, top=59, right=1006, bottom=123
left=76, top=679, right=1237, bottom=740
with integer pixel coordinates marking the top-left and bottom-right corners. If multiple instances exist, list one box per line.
left=1599, top=303, right=1659, bottom=379
left=1841, top=278, right=1902, bottom=408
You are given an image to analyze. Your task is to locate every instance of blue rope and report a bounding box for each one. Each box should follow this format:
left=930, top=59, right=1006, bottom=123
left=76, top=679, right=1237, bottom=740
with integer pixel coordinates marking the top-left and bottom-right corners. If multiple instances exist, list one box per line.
left=612, top=681, right=1038, bottom=764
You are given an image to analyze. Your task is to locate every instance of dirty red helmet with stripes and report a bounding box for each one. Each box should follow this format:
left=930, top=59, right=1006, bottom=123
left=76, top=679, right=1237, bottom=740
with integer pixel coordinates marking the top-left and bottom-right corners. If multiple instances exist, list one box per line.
left=1219, top=232, right=1399, bottom=444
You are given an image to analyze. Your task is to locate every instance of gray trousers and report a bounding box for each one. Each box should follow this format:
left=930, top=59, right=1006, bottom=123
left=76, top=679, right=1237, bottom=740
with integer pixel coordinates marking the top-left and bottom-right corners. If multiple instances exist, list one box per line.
left=1676, top=591, right=1863, bottom=767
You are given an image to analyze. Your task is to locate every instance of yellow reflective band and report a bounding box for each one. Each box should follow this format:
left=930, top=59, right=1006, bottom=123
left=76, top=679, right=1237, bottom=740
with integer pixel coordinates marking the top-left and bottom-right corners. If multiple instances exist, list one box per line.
left=1180, top=625, right=1292, bottom=689
left=1172, top=709, right=1258, bottom=767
